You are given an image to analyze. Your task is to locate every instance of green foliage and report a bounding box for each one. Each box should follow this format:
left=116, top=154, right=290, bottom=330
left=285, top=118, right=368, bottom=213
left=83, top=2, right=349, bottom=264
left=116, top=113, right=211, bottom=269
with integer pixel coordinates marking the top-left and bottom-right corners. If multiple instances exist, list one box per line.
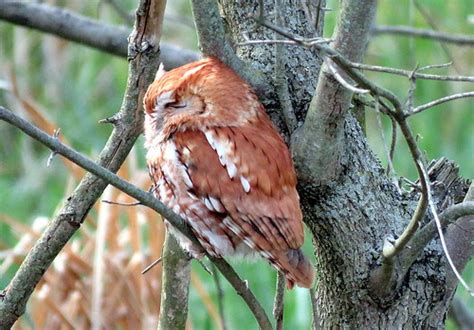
left=0, top=0, right=472, bottom=329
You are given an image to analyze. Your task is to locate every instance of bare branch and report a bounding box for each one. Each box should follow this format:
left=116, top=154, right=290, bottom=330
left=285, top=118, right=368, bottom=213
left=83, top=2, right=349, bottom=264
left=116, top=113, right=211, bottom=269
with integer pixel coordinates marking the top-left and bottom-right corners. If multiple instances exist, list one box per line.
left=421, top=166, right=473, bottom=295
left=407, top=196, right=474, bottom=278
left=141, top=257, right=163, bottom=274
left=101, top=199, right=142, bottom=206
left=237, top=38, right=331, bottom=47
left=374, top=98, right=397, bottom=187
left=373, top=25, right=474, bottom=46
left=350, top=62, right=474, bottom=82
left=418, top=62, right=453, bottom=71
left=100, top=0, right=134, bottom=25
left=388, top=116, right=397, bottom=175
left=208, top=255, right=272, bottom=330
left=158, top=232, right=191, bottom=330
left=444, top=183, right=474, bottom=295
left=273, top=272, right=286, bottom=330
left=413, top=1, right=461, bottom=73
left=0, top=1, right=199, bottom=69
left=0, top=0, right=166, bottom=326
left=290, top=0, right=379, bottom=183
left=252, top=2, right=468, bottom=299
left=210, top=263, right=227, bottom=330
left=0, top=106, right=272, bottom=330
left=326, top=59, right=370, bottom=94
left=411, top=91, right=474, bottom=115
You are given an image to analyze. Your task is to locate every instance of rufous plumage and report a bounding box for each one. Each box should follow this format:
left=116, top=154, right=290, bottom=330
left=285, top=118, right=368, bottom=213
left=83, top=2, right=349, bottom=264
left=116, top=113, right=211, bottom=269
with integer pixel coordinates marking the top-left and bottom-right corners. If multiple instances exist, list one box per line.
left=143, top=57, right=314, bottom=288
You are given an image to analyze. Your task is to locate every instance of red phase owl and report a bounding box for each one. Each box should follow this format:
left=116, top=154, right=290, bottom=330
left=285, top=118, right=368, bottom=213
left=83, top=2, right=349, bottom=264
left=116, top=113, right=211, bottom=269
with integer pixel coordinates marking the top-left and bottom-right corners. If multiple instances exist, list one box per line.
left=143, top=57, right=314, bottom=288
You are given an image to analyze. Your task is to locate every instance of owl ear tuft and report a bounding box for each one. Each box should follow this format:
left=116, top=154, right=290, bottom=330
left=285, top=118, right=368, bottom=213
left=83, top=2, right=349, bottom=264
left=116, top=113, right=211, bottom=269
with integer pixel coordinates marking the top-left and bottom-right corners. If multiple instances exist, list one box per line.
left=155, top=63, right=166, bottom=80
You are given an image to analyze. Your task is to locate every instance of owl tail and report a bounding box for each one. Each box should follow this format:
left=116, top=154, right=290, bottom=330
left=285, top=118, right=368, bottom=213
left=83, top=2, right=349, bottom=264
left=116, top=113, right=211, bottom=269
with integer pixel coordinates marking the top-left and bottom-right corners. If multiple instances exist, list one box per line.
left=268, top=248, right=315, bottom=289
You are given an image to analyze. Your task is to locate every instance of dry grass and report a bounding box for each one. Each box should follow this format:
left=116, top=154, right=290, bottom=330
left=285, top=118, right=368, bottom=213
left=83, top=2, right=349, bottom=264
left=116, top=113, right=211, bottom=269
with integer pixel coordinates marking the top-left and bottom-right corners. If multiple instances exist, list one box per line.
left=0, top=6, right=225, bottom=327
left=0, top=78, right=222, bottom=329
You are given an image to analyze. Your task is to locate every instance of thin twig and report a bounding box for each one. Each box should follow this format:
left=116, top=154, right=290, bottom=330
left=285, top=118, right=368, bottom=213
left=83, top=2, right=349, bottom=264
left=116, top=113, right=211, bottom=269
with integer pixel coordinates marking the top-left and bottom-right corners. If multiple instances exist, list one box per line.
left=418, top=162, right=474, bottom=295
left=411, top=91, right=474, bottom=115
left=372, top=25, right=474, bottom=46
left=251, top=0, right=470, bottom=303
left=211, top=263, right=227, bottom=330
left=141, top=257, right=162, bottom=274
left=327, top=59, right=370, bottom=94
left=381, top=120, right=429, bottom=260
left=237, top=38, right=332, bottom=47
left=251, top=6, right=463, bottom=284
left=413, top=0, right=461, bottom=73
left=99, top=0, right=134, bottom=25
left=273, top=271, right=286, bottom=330
left=405, top=65, right=419, bottom=112
left=349, top=62, right=474, bottom=82
left=251, top=14, right=404, bottom=116
left=374, top=97, right=397, bottom=188
left=0, top=106, right=272, bottom=330
left=102, top=199, right=143, bottom=206
left=418, top=62, right=453, bottom=72
left=197, top=259, right=214, bottom=276
left=388, top=116, right=397, bottom=175
left=46, top=128, right=61, bottom=167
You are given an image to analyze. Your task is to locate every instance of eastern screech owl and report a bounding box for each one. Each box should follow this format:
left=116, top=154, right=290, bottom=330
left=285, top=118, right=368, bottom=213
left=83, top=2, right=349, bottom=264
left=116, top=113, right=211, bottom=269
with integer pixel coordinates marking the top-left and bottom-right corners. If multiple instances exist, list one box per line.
left=143, top=57, right=314, bottom=288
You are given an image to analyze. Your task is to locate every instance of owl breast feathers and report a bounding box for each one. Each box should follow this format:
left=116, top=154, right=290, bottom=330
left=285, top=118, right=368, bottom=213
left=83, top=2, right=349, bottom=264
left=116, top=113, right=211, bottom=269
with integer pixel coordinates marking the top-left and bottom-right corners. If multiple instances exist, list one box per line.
left=143, top=57, right=314, bottom=288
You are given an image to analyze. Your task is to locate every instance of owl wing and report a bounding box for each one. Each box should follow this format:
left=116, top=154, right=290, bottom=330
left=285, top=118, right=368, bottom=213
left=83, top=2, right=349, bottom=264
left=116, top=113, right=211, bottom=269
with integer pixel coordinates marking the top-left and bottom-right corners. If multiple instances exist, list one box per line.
left=172, top=122, right=304, bottom=253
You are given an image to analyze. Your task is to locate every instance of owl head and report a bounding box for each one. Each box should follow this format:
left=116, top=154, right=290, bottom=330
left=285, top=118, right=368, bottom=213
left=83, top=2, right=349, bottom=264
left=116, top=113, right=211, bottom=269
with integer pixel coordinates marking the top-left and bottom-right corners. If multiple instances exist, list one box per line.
left=143, top=57, right=263, bottom=145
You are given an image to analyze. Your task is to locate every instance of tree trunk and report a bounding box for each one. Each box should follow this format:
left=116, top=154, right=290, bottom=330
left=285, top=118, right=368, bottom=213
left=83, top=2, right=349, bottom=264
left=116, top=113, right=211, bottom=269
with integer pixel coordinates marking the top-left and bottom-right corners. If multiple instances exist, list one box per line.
left=216, top=0, right=471, bottom=328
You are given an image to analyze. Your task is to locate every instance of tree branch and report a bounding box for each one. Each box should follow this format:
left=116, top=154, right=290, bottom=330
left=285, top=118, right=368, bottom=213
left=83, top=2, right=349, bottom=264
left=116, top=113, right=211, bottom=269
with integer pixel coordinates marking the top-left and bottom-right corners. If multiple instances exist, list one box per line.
left=210, top=263, right=227, bottom=330
left=0, top=0, right=166, bottom=326
left=411, top=91, right=474, bottom=115
left=249, top=3, right=470, bottom=298
left=411, top=201, right=474, bottom=254
left=291, top=0, right=377, bottom=183
left=248, top=1, right=443, bottom=301
left=273, top=272, right=286, bottom=330
left=0, top=1, right=199, bottom=69
left=373, top=25, right=474, bottom=47
left=444, top=183, right=474, bottom=292
left=0, top=106, right=272, bottom=330
left=349, top=62, right=474, bottom=82
left=158, top=233, right=191, bottom=330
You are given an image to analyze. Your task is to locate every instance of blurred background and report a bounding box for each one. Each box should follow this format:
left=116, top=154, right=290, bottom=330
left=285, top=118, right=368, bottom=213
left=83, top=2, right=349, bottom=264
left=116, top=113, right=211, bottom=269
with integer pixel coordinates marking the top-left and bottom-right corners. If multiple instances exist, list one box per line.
left=0, top=0, right=472, bottom=329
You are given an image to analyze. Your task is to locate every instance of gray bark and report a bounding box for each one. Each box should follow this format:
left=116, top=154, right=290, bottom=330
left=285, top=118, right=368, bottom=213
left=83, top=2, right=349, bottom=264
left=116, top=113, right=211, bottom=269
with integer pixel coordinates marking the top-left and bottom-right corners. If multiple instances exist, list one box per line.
left=218, top=0, right=323, bottom=133
left=217, top=0, right=471, bottom=328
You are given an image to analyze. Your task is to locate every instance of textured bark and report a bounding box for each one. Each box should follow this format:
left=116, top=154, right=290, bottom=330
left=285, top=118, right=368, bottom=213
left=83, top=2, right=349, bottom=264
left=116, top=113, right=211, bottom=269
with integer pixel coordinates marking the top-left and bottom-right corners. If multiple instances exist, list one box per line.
left=158, top=232, right=191, bottom=330
left=218, top=0, right=323, bottom=133
left=218, top=0, right=471, bottom=328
